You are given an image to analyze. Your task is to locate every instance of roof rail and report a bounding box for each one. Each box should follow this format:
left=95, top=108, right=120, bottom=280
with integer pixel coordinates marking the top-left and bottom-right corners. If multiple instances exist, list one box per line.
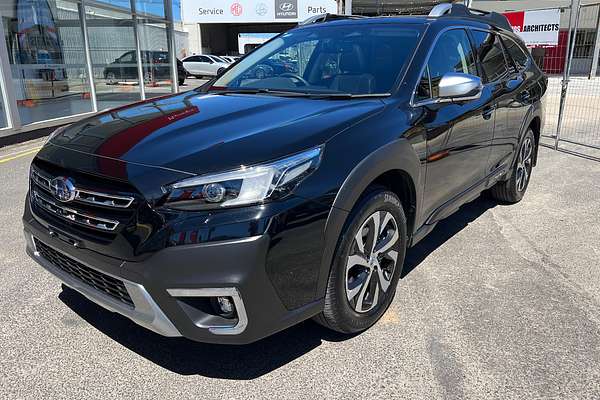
left=299, top=13, right=366, bottom=26
left=429, top=3, right=513, bottom=31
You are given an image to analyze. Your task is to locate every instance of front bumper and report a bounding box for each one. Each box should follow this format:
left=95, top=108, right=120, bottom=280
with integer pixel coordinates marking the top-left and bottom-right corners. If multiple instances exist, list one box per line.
left=23, top=208, right=324, bottom=344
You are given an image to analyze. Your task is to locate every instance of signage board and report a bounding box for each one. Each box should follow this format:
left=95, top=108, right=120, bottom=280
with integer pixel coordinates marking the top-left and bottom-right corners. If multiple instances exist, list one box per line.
left=183, top=0, right=337, bottom=23
left=504, top=9, right=561, bottom=47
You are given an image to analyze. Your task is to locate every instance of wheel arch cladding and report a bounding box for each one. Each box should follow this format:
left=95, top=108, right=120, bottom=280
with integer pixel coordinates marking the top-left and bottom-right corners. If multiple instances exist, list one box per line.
left=316, top=138, right=422, bottom=299
left=529, top=115, right=542, bottom=166
left=516, top=103, right=543, bottom=169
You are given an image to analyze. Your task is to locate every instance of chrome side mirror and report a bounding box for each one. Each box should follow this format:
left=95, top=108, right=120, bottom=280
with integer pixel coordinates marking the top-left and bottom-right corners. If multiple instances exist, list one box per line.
left=438, top=72, right=483, bottom=101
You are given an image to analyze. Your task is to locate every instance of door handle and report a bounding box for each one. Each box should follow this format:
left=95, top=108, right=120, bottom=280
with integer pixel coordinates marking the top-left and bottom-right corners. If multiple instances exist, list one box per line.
left=482, top=106, right=495, bottom=120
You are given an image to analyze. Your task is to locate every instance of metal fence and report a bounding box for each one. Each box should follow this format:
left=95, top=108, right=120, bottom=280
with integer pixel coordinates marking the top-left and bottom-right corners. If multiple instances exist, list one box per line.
left=540, top=2, right=600, bottom=161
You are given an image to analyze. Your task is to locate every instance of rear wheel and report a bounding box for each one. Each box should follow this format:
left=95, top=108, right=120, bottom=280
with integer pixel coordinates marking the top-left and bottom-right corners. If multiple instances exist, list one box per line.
left=315, top=189, right=407, bottom=334
left=489, top=129, right=536, bottom=203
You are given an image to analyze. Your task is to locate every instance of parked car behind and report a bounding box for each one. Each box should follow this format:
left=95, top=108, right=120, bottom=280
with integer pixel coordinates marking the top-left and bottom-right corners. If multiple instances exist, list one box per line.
left=103, top=50, right=186, bottom=86
left=182, top=55, right=229, bottom=78
left=25, top=5, right=546, bottom=345
left=221, top=56, right=239, bottom=63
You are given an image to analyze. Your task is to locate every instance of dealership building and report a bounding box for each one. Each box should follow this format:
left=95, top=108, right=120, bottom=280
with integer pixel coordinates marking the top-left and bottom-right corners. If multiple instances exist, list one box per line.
left=0, top=0, right=188, bottom=139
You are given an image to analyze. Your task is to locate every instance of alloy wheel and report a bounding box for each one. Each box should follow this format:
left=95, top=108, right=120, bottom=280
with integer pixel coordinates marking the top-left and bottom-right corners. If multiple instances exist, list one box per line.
left=345, top=211, right=400, bottom=313
left=516, top=135, right=533, bottom=192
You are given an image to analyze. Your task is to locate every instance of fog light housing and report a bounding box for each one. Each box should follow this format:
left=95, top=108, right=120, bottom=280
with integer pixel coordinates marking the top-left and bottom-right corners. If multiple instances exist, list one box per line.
left=216, top=296, right=235, bottom=316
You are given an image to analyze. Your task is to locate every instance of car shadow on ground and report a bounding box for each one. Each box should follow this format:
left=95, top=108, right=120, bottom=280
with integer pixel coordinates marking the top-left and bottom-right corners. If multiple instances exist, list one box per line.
left=59, top=196, right=498, bottom=379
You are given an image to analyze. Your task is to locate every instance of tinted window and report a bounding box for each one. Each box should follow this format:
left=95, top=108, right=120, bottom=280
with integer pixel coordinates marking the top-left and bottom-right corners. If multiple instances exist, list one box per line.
left=415, top=65, right=431, bottom=102
left=198, top=56, right=211, bottom=63
left=426, top=29, right=477, bottom=98
left=471, top=31, right=509, bottom=82
left=213, top=24, right=423, bottom=95
left=119, top=52, right=135, bottom=63
left=503, top=37, right=530, bottom=71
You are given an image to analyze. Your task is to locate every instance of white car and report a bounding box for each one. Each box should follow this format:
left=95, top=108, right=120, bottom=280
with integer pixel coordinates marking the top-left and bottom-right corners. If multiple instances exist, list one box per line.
left=182, top=55, right=229, bottom=78
left=221, top=56, right=239, bottom=63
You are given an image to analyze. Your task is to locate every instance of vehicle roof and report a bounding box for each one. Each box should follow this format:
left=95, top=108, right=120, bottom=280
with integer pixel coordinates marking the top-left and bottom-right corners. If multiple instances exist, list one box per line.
left=295, top=14, right=510, bottom=33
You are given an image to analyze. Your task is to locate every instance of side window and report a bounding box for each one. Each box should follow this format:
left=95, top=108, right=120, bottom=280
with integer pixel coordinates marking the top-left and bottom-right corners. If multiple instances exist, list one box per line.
left=503, top=37, right=530, bottom=71
left=426, top=29, right=477, bottom=98
left=198, top=56, right=212, bottom=63
left=119, top=52, right=135, bottom=63
left=415, top=65, right=431, bottom=102
left=471, top=31, right=509, bottom=82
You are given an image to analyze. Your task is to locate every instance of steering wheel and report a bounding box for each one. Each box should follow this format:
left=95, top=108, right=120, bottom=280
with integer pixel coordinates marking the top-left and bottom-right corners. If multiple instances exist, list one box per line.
left=280, top=73, right=309, bottom=87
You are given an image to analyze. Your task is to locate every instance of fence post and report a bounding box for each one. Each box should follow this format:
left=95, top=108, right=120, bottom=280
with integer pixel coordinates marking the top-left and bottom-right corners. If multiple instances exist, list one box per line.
left=589, top=8, right=600, bottom=78
left=556, top=0, right=581, bottom=150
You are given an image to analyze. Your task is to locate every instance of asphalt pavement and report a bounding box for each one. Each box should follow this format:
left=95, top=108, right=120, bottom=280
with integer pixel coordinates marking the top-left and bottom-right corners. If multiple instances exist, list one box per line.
left=1, top=140, right=599, bottom=399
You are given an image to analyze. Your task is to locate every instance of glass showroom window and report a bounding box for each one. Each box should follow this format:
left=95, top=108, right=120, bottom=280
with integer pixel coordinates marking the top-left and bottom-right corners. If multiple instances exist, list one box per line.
left=2, top=0, right=93, bottom=125
left=85, top=4, right=141, bottom=111
left=137, top=18, right=173, bottom=98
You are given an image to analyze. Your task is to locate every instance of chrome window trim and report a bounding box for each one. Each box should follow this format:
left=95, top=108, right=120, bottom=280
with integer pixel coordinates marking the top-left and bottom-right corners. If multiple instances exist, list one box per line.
left=167, top=287, right=249, bottom=336
left=412, top=92, right=483, bottom=108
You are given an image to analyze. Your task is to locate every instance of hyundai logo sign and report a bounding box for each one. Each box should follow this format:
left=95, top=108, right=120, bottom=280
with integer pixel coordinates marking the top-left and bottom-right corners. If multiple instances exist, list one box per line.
left=279, top=2, right=293, bottom=11
left=50, top=177, right=76, bottom=202
left=275, top=0, right=297, bottom=18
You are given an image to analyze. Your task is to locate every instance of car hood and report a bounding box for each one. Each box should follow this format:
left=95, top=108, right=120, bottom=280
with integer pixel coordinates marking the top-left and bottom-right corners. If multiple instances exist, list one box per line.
left=49, top=90, right=384, bottom=176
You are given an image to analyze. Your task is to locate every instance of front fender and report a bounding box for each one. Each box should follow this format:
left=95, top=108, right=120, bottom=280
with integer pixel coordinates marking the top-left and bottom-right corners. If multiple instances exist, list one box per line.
left=315, top=138, right=423, bottom=298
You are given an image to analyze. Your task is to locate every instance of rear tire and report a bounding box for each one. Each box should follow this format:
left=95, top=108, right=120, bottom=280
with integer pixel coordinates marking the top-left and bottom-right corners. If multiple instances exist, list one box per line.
left=314, top=188, right=407, bottom=334
left=489, top=129, right=536, bottom=204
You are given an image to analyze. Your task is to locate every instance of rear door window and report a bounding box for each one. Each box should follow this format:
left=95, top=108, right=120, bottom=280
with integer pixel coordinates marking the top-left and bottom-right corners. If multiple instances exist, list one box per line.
left=471, top=30, right=510, bottom=82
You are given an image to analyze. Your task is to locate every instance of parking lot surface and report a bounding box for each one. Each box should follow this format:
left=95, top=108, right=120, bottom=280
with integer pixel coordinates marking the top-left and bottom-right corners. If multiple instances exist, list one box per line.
left=1, top=141, right=599, bottom=399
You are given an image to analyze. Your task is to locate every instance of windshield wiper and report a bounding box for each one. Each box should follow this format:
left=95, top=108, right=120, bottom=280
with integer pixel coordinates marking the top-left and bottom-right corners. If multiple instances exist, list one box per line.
left=305, top=93, right=392, bottom=99
left=207, top=88, right=392, bottom=99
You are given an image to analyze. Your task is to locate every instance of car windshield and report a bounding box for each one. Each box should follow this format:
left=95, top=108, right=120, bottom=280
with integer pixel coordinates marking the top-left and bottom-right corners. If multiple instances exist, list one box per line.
left=210, top=23, right=423, bottom=96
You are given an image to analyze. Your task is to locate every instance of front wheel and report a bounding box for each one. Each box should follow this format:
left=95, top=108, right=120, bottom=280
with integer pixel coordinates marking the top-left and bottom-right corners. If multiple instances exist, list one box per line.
left=314, top=188, right=407, bottom=334
left=489, top=129, right=536, bottom=203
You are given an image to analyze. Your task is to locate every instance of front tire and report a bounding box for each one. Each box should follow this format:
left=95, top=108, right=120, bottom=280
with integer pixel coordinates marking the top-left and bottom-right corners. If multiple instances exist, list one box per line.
left=315, top=188, right=407, bottom=334
left=489, top=129, right=536, bottom=203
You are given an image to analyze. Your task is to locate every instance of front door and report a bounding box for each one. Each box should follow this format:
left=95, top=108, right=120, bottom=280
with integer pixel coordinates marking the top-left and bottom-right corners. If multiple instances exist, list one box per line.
left=414, top=29, right=495, bottom=223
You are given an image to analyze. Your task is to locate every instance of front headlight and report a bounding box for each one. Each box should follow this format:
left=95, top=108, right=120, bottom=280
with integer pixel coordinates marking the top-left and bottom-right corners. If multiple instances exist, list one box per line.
left=163, top=146, right=323, bottom=211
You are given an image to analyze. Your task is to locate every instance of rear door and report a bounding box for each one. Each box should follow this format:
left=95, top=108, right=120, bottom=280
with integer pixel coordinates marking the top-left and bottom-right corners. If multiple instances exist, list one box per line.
left=414, top=28, right=496, bottom=223
left=498, top=35, right=535, bottom=170
left=470, top=30, right=525, bottom=174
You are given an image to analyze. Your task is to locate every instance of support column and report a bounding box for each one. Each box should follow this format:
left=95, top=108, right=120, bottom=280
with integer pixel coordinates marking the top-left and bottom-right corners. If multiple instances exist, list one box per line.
left=130, top=0, right=146, bottom=100
left=165, top=0, right=179, bottom=93
left=344, top=0, right=352, bottom=15
left=0, top=17, right=21, bottom=130
left=589, top=8, right=600, bottom=78
left=79, top=0, right=98, bottom=112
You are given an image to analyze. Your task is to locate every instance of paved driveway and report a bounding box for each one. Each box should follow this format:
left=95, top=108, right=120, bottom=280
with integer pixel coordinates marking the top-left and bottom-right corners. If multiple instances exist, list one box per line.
left=1, top=141, right=599, bottom=399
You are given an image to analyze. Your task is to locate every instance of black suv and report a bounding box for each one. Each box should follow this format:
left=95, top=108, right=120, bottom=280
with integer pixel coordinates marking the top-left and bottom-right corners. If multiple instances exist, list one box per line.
left=24, top=5, right=546, bottom=344
left=104, top=50, right=187, bottom=86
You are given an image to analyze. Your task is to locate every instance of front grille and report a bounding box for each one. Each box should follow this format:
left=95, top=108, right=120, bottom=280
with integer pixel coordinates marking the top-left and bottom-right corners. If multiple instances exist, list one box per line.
left=34, top=238, right=134, bottom=307
left=29, top=163, right=138, bottom=235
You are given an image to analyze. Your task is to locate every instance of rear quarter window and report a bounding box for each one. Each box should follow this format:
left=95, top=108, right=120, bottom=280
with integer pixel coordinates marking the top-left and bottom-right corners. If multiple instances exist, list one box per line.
left=503, top=37, right=530, bottom=71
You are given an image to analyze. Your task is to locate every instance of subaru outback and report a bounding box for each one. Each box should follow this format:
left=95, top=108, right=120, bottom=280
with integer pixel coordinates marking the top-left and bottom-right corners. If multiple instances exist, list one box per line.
left=23, top=5, right=546, bottom=344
